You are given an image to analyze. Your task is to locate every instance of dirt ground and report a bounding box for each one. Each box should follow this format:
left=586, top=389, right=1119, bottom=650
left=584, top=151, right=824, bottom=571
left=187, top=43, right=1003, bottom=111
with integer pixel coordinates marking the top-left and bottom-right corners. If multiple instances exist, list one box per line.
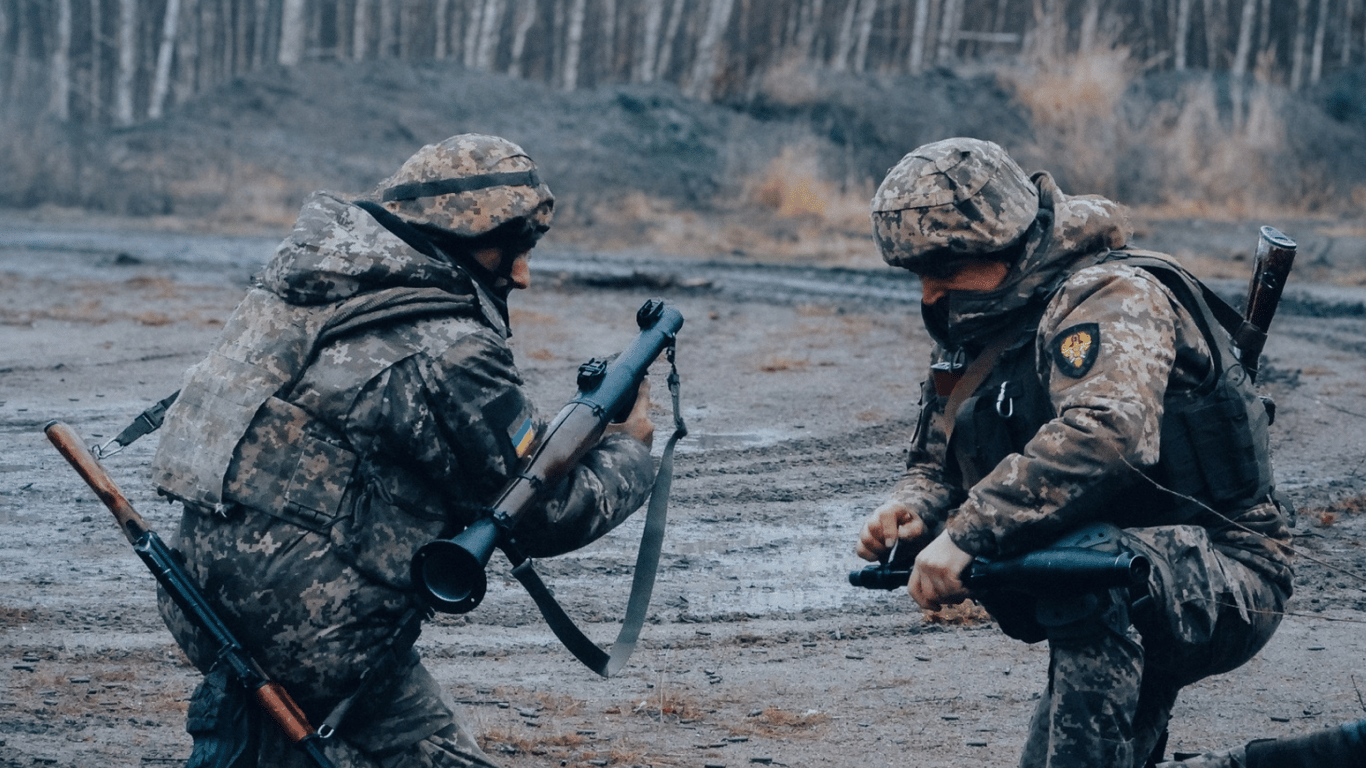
left=4, top=212, right=1366, bottom=768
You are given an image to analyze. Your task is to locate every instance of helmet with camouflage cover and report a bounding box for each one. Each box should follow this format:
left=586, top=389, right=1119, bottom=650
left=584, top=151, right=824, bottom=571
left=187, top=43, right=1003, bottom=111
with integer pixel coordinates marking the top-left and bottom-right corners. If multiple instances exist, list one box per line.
left=375, top=133, right=554, bottom=239
left=870, top=137, right=1038, bottom=272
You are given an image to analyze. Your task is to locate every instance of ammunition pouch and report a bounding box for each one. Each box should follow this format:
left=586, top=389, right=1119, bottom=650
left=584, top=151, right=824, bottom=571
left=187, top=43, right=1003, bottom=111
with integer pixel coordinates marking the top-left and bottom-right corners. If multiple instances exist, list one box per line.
left=1154, top=363, right=1274, bottom=524
left=185, top=668, right=257, bottom=768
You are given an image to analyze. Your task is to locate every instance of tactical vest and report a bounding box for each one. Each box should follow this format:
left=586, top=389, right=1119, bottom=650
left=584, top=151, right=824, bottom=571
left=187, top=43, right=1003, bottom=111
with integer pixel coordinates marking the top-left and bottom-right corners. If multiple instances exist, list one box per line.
left=152, top=285, right=479, bottom=526
left=942, top=251, right=1274, bottom=527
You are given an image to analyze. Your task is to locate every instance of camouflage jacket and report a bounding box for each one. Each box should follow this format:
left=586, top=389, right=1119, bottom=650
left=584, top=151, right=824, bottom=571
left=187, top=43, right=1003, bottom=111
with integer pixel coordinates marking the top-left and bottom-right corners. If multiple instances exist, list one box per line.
left=153, top=192, right=655, bottom=720
left=887, top=173, right=1292, bottom=593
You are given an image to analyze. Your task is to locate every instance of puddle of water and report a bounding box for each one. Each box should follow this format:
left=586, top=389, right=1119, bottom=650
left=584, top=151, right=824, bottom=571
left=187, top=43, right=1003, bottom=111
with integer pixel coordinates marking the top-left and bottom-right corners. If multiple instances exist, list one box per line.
left=676, top=428, right=789, bottom=452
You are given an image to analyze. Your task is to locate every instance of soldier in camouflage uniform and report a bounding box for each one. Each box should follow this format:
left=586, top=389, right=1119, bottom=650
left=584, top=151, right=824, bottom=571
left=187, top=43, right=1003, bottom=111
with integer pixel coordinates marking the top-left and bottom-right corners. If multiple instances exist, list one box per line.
left=854, top=138, right=1293, bottom=768
left=150, top=134, right=658, bottom=768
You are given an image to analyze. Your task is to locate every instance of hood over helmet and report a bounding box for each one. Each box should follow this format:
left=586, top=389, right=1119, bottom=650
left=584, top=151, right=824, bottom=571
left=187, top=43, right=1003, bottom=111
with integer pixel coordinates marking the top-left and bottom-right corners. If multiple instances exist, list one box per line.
left=871, top=139, right=1132, bottom=348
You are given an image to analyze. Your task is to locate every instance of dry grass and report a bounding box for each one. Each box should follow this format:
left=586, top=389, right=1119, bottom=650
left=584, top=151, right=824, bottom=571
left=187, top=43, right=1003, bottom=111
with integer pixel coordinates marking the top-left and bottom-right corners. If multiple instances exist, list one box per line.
left=1302, top=494, right=1366, bottom=528
left=923, top=598, right=994, bottom=626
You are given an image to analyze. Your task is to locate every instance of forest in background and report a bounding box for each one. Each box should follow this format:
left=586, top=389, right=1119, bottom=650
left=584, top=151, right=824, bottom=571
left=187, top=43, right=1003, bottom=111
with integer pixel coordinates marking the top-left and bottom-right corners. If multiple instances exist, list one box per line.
left=1, top=0, right=1364, bottom=245
left=5, top=0, right=1366, bottom=126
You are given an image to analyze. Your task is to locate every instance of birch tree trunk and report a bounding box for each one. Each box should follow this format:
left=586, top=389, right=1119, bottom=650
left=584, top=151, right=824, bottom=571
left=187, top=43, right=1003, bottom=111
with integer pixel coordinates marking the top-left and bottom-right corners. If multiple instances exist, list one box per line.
left=936, top=0, right=961, bottom=64
left=853, top=0, right=878, bottom=72
left=173, top=0, right=199, bottom=105
left=435, top=0, right=451, bottom=58
left=1174, top=0, right=1191, bottom=69
left=909, top=0, right=931, bottom=72
left=50, top=0, right=73, bottom=120
left=353, top=0, right=371, bottom=60
left=833, top=0, right=860, bottom=71
left=655, top=0, right=687, bottom=82
left=115, top=0, right=137, bottom=126
left=279, top=0, right=307, bottom=65
left=1232, top=0, right=1256, bottom=77
left=1342, top=0, right=1356, bottom=66
left=1291, top=0, right=1310, bottom=88
left=561, top=0, right=588, bottom=90
left=796, top=0, right=824, bottom=61
left=1079, top=0, right=1100, bottom=52
left=88, top=0, right=103, bottom=121
left=686, top=0, right=736, bottom=101
left=507, top=0, right=536, bottom=77
left=149, top=0, right=181, bottom=119
left=1309, top=0, right=1327, bottom=84
left=474, top=0, right=505, bottom=71
left=601, top=0, right=618, bottom=80
left=253, top=0, right=270, bottom=67
left=637, top=0, right=665, bottom=82
left=464, top=1, right=483, bottom=68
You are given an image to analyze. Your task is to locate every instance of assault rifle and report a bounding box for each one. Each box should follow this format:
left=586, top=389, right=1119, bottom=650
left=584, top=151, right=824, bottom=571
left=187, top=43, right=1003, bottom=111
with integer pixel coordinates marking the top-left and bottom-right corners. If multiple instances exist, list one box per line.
left=849, top=542, right=1150, bottom=597
left=44, top=421, right=337, bottom=768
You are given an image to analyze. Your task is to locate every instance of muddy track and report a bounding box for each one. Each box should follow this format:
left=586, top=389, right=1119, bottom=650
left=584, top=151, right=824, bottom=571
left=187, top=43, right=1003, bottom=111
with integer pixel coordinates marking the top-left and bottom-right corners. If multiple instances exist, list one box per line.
left=5, top=223, right=1366, bottom=768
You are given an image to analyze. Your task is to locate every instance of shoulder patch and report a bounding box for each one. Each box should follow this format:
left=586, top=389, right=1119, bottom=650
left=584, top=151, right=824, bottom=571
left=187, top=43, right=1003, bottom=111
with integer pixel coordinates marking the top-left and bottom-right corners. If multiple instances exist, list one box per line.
left=1052, top=323, right=1100, bottom=378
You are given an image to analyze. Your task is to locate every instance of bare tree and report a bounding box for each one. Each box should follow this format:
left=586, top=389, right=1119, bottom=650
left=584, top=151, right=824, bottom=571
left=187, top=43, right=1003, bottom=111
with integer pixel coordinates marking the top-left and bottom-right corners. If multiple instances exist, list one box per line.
left=149, top=0, right=182, bottom=119
left=852, top=0, right=878, bottom=72
left=561, top=0, right=588, bottom=90
left=796, top=0, right=825, bottom=61
left=1291, top=0, right=1310, bottom=88
left=937, top=0, right=961, bottom=63
left=909, top=0, right=931, bottom=72
left=687, top=0, right=737, bottom=100
left=636, top=0, right=665, bottom=82
left=173, top=0, right=200, bottom=106
left=353, top=0, right=371, bottom=60
left=474, top=0, right=505, bottom=71
left=50, top=0, right=74, bottom=120
left=507, top=0, right=536, bottom=77
left=280, top=0, right=307, bottom=65
left=1079, top=0, right=1101, bottom=52
left=1232, top=0, right=1257, bottom=78
left=833, top=0, right=859, bottom=71
left=1309, top=0, right=1327, bottom=84
left=1175, top=0, right=1192, bottom=70
left=115, top=0, right=138, bottom=127
left=655, top=0, right=687, bottom=82
left=600, top=0, right=618, bottom=81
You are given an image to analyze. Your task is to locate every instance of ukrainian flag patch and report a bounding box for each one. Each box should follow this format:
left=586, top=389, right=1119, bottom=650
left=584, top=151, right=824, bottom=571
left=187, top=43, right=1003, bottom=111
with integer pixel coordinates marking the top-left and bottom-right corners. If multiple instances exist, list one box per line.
left=511, top=417, right=536, bottom=458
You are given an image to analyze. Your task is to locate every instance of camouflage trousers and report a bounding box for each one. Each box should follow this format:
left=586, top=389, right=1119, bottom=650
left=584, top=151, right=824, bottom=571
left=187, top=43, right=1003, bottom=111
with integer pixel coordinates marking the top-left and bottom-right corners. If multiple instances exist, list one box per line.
left=1015, top=525, right=1287, bottom=768
left=183, top=658, right=500, bottom=768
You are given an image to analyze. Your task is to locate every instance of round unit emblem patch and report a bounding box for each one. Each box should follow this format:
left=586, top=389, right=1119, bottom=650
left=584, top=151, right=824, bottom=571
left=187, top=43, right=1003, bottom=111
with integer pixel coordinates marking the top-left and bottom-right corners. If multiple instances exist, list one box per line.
left=1053, top=323, right=1100, bottom=378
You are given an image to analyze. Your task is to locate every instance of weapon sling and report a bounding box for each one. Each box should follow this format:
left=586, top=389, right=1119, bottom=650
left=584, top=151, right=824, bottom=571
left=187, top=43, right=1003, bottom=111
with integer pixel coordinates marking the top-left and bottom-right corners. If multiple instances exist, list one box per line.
left=44, top=421, right=337, bottom=768
left=507, top=343, right=685, bottom=677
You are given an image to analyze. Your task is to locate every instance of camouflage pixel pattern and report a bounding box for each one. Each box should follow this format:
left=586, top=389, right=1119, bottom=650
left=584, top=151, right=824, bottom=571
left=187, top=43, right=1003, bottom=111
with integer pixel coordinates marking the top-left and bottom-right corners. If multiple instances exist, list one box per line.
left=374, top=133, right=554, bottom=239
left=156, top=172, right=654, bottom=765
left=870, top=137, right=1040, bottom=271
left=874, top=144, right=1292, bottom=768
left=1016, top=525, right=1285, bottom=768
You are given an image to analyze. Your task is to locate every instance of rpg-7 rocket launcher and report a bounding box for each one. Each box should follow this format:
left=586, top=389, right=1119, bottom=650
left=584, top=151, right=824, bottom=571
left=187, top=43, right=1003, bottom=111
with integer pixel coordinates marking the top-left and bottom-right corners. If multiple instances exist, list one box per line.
left=411, top=298, right=684, bottom=615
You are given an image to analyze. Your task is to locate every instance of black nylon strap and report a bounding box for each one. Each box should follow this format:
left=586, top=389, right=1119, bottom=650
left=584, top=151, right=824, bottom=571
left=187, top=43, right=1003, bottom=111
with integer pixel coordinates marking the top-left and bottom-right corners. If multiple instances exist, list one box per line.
left=510, top=344, right=686, bottom=678
left=380, top=171, right=541, bottom=202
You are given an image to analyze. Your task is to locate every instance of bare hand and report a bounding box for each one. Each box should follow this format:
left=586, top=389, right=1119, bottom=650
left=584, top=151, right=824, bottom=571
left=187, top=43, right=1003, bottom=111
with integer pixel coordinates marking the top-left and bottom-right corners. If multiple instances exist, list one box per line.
left=909, top=531, right=973, bottom=611
left=855, top=499, right=928, bottom=562
left=604, top=378, right=654, bottom=449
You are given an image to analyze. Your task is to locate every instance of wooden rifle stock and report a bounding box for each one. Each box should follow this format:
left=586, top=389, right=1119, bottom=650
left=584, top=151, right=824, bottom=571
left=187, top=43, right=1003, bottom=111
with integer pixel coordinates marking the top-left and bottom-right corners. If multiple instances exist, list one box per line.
left=44, top=421, right=337, bottom=768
